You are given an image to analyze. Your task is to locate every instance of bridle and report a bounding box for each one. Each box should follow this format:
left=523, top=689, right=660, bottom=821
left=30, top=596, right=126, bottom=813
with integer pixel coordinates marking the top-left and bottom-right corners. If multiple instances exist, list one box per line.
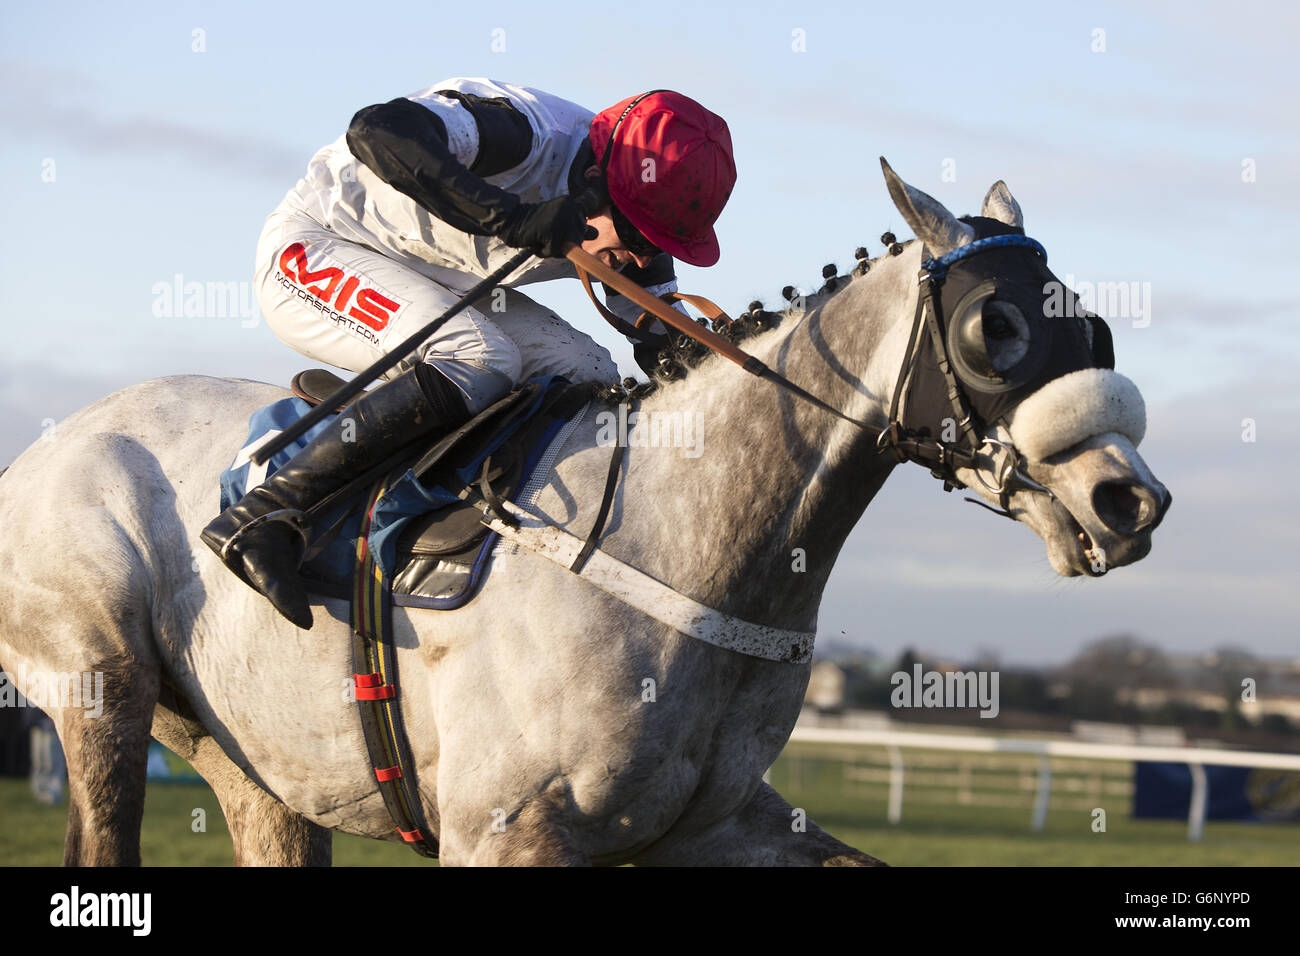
left=965, top=437, right=1054, bottom=517
left=876, top=233, right=1061, bottom=517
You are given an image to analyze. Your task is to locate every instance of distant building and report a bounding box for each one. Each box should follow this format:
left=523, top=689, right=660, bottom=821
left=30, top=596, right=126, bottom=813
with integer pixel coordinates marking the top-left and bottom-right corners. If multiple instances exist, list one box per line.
left=806, top=661, right=846, bottom=713
left=1118, top=653, right=1300, bottom=725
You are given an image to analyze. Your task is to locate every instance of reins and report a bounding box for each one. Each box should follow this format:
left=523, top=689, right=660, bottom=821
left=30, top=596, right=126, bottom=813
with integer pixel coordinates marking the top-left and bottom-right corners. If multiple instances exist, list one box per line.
left=570, top=234, right=1058, bottom=509
left=567, top=247, right=881, bottom=434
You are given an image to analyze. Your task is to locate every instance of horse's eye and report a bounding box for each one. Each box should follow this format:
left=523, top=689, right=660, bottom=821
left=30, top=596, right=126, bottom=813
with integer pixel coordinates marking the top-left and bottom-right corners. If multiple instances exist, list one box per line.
left=982, top=301, right=1022, bottom=340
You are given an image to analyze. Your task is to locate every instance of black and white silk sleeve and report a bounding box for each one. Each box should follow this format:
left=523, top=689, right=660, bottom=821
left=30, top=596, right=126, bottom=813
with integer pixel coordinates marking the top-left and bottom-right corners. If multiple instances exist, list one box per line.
left=345, top=92, right=534, bottom=236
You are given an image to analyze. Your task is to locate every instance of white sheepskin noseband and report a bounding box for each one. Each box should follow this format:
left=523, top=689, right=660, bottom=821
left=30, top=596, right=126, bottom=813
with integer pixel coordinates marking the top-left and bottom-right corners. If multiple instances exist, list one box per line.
left=1006, top=368, right=1146, bottom=460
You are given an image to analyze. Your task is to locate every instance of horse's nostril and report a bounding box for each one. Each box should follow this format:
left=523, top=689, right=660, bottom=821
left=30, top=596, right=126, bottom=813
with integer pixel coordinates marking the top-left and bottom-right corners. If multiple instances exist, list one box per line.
left=1092, top=480, right=1160, bottom=535
left=1152, top=488, right=1172, bottom=530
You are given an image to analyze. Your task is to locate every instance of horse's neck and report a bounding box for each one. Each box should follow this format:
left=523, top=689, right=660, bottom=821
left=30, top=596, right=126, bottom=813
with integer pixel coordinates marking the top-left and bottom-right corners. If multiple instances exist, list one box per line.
left=619, top=249, right=921, bottom=632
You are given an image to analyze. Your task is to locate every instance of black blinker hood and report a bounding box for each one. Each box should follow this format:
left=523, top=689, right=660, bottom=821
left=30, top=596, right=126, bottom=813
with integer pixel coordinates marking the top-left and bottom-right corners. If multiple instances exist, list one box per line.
left=898, top=216, right=1112, bottom=448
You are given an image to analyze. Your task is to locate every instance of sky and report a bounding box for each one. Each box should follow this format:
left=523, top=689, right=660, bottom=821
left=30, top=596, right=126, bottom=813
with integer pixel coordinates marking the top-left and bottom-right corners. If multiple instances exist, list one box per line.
left=1, top=0, right=1296, bottom=666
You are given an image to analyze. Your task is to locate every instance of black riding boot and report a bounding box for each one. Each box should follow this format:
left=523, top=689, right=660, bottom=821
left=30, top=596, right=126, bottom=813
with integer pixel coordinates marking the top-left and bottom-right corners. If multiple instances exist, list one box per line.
left=201, top=365, right=470, bottom=629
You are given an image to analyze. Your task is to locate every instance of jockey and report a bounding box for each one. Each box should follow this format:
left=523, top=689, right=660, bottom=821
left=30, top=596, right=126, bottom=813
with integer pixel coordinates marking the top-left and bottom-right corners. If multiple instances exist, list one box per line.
left=201, top=78, right=737, bottom=629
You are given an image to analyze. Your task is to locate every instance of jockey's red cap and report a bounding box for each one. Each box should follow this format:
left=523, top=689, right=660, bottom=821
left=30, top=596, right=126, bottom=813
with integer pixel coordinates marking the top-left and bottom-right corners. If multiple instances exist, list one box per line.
left=590, top=91, right=736, bottom=267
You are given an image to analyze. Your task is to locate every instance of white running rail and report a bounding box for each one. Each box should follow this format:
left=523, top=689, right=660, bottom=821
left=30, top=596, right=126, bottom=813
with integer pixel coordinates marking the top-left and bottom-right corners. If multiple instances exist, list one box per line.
left=787, top=726, right=1300, bottom=841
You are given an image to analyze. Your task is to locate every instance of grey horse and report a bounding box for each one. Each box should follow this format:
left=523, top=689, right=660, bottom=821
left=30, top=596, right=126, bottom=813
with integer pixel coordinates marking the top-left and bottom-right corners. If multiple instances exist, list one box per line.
left=0, top=162, right=1168, bottom=865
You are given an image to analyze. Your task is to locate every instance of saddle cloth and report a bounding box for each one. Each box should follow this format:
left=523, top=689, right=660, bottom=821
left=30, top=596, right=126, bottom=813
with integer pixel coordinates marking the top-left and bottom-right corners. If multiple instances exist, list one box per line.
left=219, top=371, right=593, bottom=609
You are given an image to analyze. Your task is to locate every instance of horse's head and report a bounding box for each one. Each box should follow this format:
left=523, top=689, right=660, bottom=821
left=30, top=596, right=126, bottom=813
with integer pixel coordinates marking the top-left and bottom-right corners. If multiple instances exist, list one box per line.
left=879, top=159, right=1170, bottom=576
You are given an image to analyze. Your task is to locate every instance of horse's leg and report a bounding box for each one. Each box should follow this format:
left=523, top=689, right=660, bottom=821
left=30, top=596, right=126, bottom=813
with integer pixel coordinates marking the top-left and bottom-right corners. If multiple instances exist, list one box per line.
left=209, top=759, right=333, bottom=867
left=58, top=660, right=160, bottom=866
left=631, top=781, right=886, bottom=867
left=440, top=786, right=590, bottom=866
left=152, top=693, right=332, bottom=866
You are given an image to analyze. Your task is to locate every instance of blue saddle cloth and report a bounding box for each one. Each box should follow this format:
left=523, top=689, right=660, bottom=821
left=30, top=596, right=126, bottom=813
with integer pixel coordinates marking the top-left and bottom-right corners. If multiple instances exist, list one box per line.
left=219, top=376, right=577, bottom=599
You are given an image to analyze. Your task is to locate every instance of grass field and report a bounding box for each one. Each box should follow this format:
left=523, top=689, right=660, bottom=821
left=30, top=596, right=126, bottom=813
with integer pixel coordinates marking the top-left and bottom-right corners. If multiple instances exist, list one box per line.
left=2, top=746, right=1296, bottom=865
left=767, top=749, right=1300, bottom=866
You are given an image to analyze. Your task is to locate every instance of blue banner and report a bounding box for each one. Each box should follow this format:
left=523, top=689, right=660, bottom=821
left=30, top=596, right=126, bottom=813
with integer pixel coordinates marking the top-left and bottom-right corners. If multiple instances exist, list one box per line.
left=1133, top=761, right=1300, bottom=822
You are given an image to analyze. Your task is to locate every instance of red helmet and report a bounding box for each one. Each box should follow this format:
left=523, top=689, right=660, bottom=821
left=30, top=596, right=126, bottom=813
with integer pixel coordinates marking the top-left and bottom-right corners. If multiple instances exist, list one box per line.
left=589, top=90, right=736, bottom=267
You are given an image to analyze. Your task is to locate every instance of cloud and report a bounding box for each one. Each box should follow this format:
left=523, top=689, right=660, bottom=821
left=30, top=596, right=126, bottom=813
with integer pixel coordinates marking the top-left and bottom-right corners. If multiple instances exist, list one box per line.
left=0, top=59, right=303, bottom=182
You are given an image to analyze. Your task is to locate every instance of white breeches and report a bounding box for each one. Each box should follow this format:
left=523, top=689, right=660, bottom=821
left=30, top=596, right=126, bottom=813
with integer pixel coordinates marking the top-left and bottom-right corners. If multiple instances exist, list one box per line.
left=254, top=207, right=620, bottom=413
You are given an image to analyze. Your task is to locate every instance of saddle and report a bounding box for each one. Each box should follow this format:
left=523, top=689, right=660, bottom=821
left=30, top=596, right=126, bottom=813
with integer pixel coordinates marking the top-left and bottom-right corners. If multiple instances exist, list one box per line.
left=237, top=369, right=593, bottom=859
left=281, top=369, right=594, bottom=607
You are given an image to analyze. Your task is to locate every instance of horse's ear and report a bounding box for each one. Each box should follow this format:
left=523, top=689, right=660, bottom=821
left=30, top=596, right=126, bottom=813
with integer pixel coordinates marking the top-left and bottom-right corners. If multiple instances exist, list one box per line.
left=880, top=157, right=974, bottom=257
left=981, top=180, right=1024, bottom=229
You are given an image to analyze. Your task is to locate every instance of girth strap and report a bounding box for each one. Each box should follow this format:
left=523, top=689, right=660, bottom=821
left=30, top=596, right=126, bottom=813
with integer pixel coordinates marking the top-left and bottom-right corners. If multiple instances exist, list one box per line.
left=350, top=478, right=440, bottom=858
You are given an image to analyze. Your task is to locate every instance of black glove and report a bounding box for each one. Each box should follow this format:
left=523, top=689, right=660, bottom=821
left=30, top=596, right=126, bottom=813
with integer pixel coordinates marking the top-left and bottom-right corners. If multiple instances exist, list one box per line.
left=499, top=196, right=597, bottom=259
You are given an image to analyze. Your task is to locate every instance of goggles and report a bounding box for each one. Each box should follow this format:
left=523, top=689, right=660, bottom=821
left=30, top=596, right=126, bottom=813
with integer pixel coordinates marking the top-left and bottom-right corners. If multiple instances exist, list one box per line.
left=610, top=201, right=662, bottom=260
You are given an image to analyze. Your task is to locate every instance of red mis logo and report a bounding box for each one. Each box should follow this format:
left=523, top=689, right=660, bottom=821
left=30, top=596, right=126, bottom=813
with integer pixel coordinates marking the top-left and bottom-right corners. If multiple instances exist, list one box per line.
left=278, top=242, right=402, bottom=331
